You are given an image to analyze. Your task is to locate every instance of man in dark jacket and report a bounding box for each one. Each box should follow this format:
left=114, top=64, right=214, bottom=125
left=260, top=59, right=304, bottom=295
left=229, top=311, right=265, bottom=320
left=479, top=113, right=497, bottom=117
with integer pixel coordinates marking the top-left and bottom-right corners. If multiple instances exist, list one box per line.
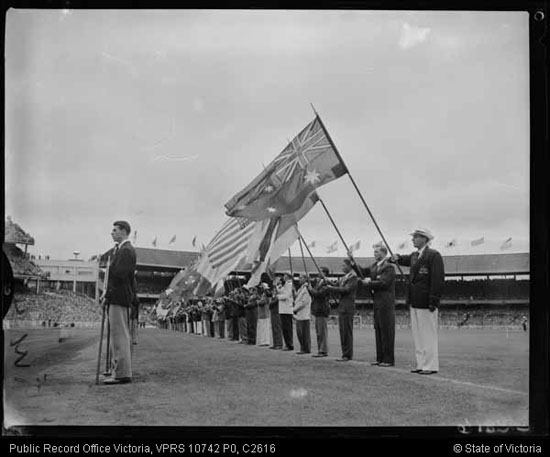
left=326, top=259, right=359, bottom=361
left=362, top=243, right=396, bottom=367
left=103, top=220, right=136, bottom=385
left=392, top=227, right=445, bottom=375
left=308, top=266, right=331, bottom=357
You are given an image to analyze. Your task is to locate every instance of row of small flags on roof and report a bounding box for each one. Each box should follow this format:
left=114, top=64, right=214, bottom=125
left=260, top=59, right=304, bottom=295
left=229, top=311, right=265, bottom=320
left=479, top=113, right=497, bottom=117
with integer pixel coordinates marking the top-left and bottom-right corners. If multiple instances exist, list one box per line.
left=139, top=233, right=513, bottom=252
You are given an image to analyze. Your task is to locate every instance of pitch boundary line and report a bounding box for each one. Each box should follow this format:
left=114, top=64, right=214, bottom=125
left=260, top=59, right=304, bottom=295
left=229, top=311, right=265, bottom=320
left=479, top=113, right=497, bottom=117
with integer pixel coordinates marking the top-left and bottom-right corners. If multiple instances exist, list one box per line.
left=323, top=357, right=529, bottom=396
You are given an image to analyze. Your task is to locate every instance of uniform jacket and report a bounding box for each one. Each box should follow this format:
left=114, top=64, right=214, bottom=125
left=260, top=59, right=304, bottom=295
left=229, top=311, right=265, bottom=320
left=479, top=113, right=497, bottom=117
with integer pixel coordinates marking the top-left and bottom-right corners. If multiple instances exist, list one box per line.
left=106, top=241, right=137, bottom=307
left=396, top=247, right=445, bottom=309
left=308, top=279, right=331, bottom=317
left=328, top=270, right=358, bottom=315
left=293, top=284, right=312, bottom=321
left=365, top=259, right=396, bottom=310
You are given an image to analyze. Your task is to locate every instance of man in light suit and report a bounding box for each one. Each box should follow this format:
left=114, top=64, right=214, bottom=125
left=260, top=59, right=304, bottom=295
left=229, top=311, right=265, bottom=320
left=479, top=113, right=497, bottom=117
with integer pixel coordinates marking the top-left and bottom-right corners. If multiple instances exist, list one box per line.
left=392, top=227, right=445, bottom=375
left=103, top=220, right=136, bottom=385
left=277, top=272, right=295, bottom=351
left=326, top=259, right=358, bottom=361
left=362, top=243, right=396, bottom=367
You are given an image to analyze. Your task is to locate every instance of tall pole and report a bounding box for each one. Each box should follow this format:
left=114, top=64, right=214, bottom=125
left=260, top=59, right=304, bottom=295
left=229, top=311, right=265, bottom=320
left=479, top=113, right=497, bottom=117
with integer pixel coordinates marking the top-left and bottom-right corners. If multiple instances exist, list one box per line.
left=287, top=248, right=294, bottom=277
left=296, top=231, right=322, bottom=276
left=318, top=198, right=364, bottom=279
left=311, top=104, right=404, bottom=276
left=297, top=237, right=309, bottom=279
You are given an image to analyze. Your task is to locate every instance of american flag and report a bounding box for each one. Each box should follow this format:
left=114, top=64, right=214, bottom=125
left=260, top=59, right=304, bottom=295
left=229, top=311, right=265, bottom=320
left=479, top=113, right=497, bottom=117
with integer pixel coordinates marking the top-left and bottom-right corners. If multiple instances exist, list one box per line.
left=206, top=217, right=256, bottom=269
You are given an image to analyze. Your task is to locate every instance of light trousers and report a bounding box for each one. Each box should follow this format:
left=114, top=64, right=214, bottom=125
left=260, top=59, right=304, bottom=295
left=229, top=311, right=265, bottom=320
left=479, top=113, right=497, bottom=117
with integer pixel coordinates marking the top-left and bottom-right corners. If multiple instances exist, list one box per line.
left=108, top=304, right=132, bottom=379
left=410, top=307, right=439, bottom=371
left=256, top=317, right=271, bottom=345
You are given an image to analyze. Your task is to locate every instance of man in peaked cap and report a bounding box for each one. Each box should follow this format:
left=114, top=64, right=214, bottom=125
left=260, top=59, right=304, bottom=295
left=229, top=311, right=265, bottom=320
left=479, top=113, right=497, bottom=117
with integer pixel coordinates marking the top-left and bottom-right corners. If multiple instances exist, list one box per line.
left=392, top=227, right=445, bottom=375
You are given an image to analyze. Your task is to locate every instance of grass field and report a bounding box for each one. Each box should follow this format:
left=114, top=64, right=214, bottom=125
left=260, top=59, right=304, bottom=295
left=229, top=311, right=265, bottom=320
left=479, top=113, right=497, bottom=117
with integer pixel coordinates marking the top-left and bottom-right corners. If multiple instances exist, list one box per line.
left=3, top=324, right=528, bottom=429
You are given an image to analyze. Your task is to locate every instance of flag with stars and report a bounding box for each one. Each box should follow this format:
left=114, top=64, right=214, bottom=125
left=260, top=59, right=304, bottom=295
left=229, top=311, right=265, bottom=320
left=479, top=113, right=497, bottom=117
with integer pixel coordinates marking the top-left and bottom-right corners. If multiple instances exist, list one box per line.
left=225, top=116, right=347, bottom=221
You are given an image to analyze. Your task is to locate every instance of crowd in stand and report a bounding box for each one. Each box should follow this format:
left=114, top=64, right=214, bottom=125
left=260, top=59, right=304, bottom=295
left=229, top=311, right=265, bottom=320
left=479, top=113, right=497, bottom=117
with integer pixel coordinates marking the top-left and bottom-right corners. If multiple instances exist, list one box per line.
left=6, top=289, right=103, bottom=324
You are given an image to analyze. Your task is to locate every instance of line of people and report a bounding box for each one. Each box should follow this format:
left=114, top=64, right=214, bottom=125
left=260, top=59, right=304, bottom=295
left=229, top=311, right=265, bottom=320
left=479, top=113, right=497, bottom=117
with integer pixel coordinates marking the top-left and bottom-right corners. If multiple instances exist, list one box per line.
left=158, top=227, right=445, bottom=375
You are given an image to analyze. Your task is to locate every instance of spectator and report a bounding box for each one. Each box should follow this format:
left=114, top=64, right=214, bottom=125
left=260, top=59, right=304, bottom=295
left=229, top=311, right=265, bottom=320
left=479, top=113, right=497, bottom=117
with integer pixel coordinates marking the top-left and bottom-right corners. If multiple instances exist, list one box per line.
left=293, top=274, right=312, bottom=355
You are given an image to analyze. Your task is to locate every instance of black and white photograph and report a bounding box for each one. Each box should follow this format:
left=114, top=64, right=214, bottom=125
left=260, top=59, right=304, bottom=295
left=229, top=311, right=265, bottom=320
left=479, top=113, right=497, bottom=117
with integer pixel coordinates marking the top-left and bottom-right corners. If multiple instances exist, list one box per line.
left=3, top=7, right=539, bottom=433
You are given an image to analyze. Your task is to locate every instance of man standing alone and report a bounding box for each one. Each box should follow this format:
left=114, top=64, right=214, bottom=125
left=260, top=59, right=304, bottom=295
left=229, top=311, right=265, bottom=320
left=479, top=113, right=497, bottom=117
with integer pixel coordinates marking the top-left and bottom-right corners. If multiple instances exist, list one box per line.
left=392, top=228, right=445, bottom=375
left=103, top=220, right=136, bottom=385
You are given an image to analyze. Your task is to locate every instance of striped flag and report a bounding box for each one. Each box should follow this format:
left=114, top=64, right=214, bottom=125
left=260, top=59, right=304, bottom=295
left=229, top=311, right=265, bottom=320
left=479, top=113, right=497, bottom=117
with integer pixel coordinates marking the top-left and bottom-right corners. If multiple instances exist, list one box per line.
left=471, top=237, right=484, bottom=247
left=206, top=218, right=256, bottom=270
left=169, top=235, right=177, bottom=245
left=326, top=241, right=338, bottom=253
left=349, top=240, right=361, bottom=253
left=500, top=237, right=513, bottom=250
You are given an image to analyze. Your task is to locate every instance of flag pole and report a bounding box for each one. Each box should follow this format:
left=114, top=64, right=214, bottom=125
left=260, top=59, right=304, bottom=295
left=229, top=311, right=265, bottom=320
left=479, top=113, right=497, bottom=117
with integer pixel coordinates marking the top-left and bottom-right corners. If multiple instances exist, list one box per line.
left=319, top=198, right=364, bottom=279
left=287, top=248, right=294, bottom=277
left=297, top=236, right=309, bottom=279
left=296, top=230, right=322, bottom=276
left=311, top=103, right=404, bottom=276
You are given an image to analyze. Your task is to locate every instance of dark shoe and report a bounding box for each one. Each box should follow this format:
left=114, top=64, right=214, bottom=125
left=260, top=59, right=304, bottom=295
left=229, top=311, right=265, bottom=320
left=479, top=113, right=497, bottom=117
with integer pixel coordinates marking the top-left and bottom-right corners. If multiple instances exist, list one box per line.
left=370, top=362, right=381, bottom=366
left=379, top=363, right=394, bottom=367
left=336, top=357, right=351, bottom=362
left=410, top=369, right=422, bottom=373
left=418, top=370, right=438, bottom=375
left=103, top=377, right=132, bottom=385
left=102, top=371, right=112, bottom=376
left=312, top=353, right=327, bottom=358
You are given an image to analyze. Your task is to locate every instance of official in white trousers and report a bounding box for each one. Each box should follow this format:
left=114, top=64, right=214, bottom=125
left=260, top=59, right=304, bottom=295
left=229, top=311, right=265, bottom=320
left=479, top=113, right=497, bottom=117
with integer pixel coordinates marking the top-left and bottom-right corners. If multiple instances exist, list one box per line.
left=410, top=307, right=439, bottom=372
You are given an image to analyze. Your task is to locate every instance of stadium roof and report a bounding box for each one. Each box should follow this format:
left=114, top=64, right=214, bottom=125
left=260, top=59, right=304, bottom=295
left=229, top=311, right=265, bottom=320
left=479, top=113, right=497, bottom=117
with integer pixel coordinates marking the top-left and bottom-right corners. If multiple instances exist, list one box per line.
left=135, top=247, right=199, bottom=271
left=135, top=247, right=528, bottom=276
left=270, top=252, right=529, bottom=276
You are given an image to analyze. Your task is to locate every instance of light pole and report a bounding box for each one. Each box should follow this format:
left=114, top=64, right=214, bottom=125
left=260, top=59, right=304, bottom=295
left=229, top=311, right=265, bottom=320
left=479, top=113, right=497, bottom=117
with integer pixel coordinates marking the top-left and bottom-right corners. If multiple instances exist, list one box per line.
left=72, top=251, right=80, bottom=293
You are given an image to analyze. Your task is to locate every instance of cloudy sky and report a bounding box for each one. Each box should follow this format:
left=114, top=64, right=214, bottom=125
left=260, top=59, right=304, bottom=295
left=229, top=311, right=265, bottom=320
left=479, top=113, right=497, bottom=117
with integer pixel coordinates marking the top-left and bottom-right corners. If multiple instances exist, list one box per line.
left=5, top=9, right=529, bottom=260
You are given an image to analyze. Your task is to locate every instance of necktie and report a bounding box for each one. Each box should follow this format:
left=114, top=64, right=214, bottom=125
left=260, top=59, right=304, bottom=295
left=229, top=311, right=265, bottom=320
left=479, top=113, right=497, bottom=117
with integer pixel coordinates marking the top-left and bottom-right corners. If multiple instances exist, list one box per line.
left=113, top=243, right=120, bottom=256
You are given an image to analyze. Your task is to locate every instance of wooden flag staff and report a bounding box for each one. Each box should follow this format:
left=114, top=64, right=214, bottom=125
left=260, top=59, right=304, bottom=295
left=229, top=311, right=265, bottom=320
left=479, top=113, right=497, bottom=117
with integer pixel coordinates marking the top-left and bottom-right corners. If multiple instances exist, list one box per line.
left=297, top=236, right=309, bottom=279
left=311, top=103, right=404, bottom=277
left=318, top=198, right=365, bottom=279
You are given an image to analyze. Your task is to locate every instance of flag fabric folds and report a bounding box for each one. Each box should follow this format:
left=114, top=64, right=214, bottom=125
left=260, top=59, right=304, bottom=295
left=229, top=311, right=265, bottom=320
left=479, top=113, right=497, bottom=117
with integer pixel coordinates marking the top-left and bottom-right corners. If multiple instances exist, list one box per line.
left=348, top=240, right=361, bottom=253
left=471, top=237, right=484, bottom=247
left=500, top=237, right=513, bottom=250
left=326, top=241, right=338, bottom=253
left=224, top=116, right=347, bottom=221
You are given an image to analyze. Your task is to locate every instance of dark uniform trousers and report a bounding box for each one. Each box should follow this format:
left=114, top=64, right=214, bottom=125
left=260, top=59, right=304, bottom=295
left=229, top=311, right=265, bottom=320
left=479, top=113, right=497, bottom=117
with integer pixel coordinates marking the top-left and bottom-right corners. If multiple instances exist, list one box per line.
left=245, top=308, right=257, bottom=344
left=270, top=312, right=283, bottom=348
left=280, top=314, right=294, bottom=350
left=338, top=313, right=354, bottom=359
left=374, top=305, right=395, bottom=364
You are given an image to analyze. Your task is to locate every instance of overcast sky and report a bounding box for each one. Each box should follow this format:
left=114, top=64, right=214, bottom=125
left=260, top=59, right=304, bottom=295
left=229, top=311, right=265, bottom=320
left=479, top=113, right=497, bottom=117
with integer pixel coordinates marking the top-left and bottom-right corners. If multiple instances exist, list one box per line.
left=5, top=9, right=530, bottom=260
